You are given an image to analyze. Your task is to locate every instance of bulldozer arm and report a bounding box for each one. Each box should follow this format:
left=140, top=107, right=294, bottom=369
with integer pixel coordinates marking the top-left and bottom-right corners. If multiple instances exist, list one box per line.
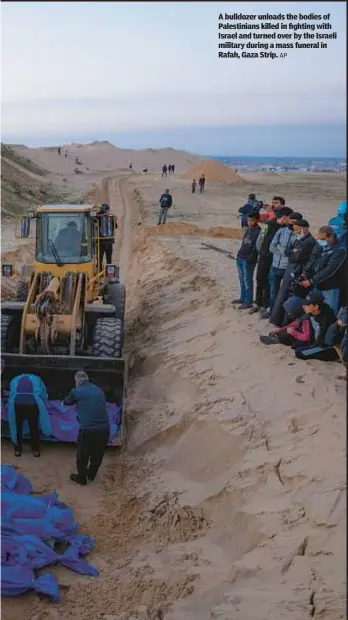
left=1, top=353, right=127, bottom=447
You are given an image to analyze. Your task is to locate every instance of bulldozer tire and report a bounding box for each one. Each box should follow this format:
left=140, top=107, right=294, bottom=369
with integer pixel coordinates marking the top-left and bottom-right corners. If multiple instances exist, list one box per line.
left=92, top=317, right=123, bottom=358
left=106, top=282, right=126, bottom=322
left=1, top=314, right=18, bottom=353
left=15, top=280, right=29, bottom=302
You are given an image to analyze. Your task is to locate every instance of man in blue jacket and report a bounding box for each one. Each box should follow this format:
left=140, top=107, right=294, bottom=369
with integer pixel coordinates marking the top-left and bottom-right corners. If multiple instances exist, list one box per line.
left=238, top=193, right=260, bottom=228
left=64, top=371, right=110, bottom=485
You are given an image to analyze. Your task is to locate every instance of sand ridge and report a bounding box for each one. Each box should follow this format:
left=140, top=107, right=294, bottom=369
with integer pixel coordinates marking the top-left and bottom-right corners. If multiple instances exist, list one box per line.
left=181, top=159, right=244, bottom=184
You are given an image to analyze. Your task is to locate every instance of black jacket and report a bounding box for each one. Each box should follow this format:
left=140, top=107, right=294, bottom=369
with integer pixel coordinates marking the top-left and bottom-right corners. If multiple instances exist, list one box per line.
left=237, top=226, right=261, bottom=264
left=258, top=219, right=280, bottom=258
left=303, top=240, right=346, bottom=291
left=301, top=304, right=337, bottom=347
left=285, top=232, right=316, bottom=275
left=159, top=193, right=172, bottom=208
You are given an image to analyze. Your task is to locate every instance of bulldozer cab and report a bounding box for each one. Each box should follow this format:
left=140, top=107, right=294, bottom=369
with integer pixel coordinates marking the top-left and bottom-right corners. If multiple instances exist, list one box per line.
left=18, top=205, right=116, bottom=275
left=36, top=211, right=92, bottom=265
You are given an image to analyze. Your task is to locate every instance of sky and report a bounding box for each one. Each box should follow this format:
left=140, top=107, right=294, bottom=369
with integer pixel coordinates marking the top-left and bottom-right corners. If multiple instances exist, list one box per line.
left=1, top=1, right=346, bottom=156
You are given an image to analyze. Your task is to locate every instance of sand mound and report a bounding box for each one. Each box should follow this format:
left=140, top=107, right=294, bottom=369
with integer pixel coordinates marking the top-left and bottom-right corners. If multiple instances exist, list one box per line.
left=181, top=159, right=243, bottom=184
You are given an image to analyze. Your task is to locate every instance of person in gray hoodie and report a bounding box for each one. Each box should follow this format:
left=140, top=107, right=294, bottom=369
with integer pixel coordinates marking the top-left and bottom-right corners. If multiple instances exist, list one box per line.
left=268, top=208, right=296, bottom=309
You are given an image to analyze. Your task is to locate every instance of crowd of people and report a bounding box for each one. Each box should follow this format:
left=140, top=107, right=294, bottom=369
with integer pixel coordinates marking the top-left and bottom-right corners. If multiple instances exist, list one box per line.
left=234, top=196, right=347, bottom=368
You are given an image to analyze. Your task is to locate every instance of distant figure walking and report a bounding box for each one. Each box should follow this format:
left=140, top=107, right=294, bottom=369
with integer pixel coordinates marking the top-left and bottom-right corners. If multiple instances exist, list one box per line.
left=158, top=189, right=173, bottom=225
left=162, top=164, right=168, bottom=178
left=191, top=178, right=197, bottom=194
left=168, top=164, right=172, bottom=175
left=65, top=151, right=68, bottom=159
left=172, top=164, right=175, bottom=174
left=198, top=174, right=205, bottom=193
left=58, top=147, right=61, bottom=156
left=129, top=163, right=133, bottom=170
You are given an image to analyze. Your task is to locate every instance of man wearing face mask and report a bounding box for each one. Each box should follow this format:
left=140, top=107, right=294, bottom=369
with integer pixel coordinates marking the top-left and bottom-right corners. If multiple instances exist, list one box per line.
left=297, top=226, right=346, bottom=313
left=268, top=218, right=316, bottom=327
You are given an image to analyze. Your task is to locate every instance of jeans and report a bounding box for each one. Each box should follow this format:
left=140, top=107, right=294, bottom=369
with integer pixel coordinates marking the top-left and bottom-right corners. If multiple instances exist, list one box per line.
left=269, top=266, right=286, bottom=309
left=236, top=257, right=255, bottom=305
left=321, top=288, right=340, bottom=314
left=158, top=207, right=169, bottom=224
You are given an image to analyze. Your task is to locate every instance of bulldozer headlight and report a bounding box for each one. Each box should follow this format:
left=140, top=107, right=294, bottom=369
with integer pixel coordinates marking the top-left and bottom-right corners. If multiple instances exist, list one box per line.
left=106, top=264, right=117, bottom=279
left=2, top=264, right=13, bottom=277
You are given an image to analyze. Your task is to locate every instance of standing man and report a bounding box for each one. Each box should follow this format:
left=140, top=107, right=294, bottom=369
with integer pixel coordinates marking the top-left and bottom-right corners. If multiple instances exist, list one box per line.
left=191, top=178, right=197, bottom=194
left=198, top=174, right=206, bottom=193
left=158, top=189, right=173, bottom=225
left=233, top=211, right=261, bottom=309
left=98, top=204, right=116, bottom=268
left=162, top=164, right=168, bottom=178
left=64, top=371, right=110, bottom=486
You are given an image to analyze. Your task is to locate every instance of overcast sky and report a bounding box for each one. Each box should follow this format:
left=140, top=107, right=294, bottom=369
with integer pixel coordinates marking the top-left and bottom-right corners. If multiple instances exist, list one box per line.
left=1, top=1, right=346, bottom=156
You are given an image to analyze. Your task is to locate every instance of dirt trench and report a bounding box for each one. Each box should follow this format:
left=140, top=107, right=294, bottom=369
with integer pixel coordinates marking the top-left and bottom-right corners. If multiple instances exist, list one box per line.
left=1, top=176, right=346, bottom=620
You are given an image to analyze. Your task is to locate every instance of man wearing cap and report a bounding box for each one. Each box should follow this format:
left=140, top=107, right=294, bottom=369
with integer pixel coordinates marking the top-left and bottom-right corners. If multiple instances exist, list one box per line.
left=268, top=217, right=316, bottom=326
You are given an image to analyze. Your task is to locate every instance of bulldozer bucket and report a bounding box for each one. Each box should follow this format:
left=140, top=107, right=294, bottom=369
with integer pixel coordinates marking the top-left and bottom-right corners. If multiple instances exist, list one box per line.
left=1, top=353, right=127, bottom=448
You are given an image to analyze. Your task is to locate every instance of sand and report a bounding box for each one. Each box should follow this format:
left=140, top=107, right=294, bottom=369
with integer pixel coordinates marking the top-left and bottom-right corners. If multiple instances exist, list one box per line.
left=1, top=142, right=346, bottom=620
left=181, top=159, right=243, bottom=184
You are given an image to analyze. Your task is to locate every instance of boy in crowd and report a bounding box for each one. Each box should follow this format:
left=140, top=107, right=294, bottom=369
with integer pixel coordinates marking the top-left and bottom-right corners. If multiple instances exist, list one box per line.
left=233, top=211, right=261, bottom=309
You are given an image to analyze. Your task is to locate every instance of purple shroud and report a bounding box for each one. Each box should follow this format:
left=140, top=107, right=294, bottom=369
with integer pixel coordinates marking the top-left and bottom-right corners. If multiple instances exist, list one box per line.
left=1, top=400, right=121, bottom=444
left=1, top=464, right=98, bottom=600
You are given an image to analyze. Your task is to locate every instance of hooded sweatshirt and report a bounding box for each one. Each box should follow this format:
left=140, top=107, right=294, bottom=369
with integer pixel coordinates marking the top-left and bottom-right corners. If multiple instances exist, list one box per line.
left=269, top=226, right=294, bottom=270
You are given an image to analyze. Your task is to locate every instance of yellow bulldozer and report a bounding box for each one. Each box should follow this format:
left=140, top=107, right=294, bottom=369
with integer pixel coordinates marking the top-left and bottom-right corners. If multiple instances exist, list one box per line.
left=1, top=203, right=127, bottom=447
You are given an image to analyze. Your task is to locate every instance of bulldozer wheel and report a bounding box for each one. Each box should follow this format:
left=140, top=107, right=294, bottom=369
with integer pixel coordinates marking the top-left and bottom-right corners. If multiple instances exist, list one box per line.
left=1, top=314, right=20, bottom=353
left=107, top=282, right=126, bottom=322
left=92, top=317, right=123, bottom=358
left=15, top=280, right=29, bottom=302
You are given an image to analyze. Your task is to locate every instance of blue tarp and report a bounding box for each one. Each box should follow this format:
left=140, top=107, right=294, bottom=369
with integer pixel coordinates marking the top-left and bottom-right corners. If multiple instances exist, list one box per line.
left=1, top=465, right=98, bottom=601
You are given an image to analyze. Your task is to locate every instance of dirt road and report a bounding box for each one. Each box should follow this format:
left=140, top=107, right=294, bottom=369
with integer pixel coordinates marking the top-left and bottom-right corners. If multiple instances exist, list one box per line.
left=1, top=173, right=345, bottom=620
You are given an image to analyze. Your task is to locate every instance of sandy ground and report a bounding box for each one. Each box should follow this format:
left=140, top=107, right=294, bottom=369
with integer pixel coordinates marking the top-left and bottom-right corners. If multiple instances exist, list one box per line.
left=1, top=145, right=346, bottom=620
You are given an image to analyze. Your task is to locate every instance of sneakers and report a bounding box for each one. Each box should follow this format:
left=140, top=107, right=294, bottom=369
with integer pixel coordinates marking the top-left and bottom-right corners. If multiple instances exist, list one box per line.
left=248, top=305, right=259, bottom=315
left=70, top=473, right=87, bottom=486
left=232, top=298, right=243, bottom=304
left=260, top=335, right=279, bottom=345
left=239, top=304, right=253, bottom=310
left=87, top=471, right=96, bottom=482
left=260, top=309, right=271, bottom=319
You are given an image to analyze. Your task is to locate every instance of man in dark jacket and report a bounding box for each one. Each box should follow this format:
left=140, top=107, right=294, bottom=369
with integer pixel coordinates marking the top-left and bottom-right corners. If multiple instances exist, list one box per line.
left=98, top=204, right=116, bottom=268
left=234, top=211, right=261, bottom=309
left=158, top=190, right=173, bottom=225
left=268, top=219, right=316, bottom=326
left=64, top=371, right=110, bottom=485
left=298, top=226, right=346, bottom=313
left=238, top=193, right=260, bottom=228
